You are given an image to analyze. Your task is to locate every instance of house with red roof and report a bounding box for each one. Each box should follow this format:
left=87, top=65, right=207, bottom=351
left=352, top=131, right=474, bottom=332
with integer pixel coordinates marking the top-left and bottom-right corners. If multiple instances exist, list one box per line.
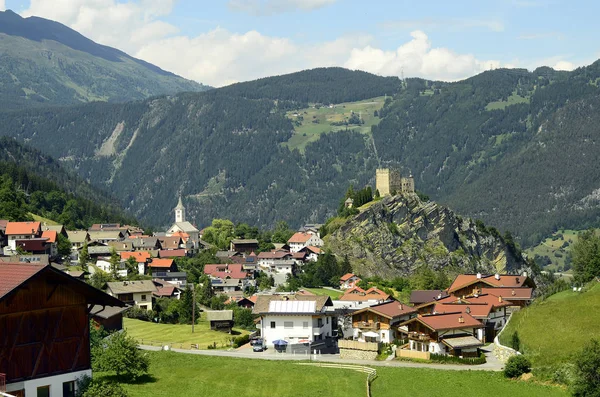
left=5, top=221, right=41, bottom=250
left=447, top=272, right=535, bottom=300
left=400, top=311, right=485, bottom=357
left=0, top=263, right=124, bottom=396
left=287, top=232, right=323, bottom=253
left=350, top=300, right=417, bottom=343
left=339, top=286, right=390, bottom=303
left=339, top=273, right=361, bottom=290
left=41, top=230, right=58, bottom=257
left=257, top=250, right=295, bottom=273
left=147, top=258, right=177, bottom=273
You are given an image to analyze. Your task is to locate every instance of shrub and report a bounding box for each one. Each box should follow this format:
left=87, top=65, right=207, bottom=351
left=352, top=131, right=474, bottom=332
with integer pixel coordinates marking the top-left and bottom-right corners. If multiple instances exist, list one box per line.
left=571, top=339, right=600, bottom=396
left=93, top=331, right=150, bottom=381
left=76, top=376, right=128, bottom=397
left=232, top=334, right=250, bottom=348
left=504, top=355, right=531, bottom=378
left=511, top=331, right=520, bottom=352
left=125, top=306, right=154, bottom=322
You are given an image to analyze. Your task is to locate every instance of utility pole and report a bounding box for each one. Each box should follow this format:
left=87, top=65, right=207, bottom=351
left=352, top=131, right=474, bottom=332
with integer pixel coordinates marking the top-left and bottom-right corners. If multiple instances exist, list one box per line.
left=192, top=283, right=196, bottom=333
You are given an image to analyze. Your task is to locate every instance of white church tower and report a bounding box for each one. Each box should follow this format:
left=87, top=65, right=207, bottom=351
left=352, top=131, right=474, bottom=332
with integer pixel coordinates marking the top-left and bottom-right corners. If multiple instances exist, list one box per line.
left=174, top=195, right=186, bottom=223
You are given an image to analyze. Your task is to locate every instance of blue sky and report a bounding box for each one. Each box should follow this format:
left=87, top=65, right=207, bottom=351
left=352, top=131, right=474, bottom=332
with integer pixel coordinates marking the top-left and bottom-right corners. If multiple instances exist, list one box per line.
left=3, top=0, right=597, bottom=86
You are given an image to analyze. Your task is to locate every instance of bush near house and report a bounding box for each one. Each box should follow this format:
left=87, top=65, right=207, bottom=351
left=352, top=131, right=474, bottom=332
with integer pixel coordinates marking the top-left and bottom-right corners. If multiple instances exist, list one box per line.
left=504, top=355, right=532, bottom=378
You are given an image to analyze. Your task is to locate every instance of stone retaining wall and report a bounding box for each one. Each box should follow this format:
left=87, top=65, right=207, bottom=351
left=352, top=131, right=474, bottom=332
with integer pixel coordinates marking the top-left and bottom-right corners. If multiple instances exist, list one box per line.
left=340, top=348, right=378, bottom=360
left=493, top=311, right=521, bottom=363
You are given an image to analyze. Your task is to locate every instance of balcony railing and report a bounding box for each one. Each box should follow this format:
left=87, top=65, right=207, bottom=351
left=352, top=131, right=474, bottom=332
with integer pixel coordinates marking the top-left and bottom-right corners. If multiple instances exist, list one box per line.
left=408, top=332, right=431, bottom=341
left=355, top=321, right=380, bottom=330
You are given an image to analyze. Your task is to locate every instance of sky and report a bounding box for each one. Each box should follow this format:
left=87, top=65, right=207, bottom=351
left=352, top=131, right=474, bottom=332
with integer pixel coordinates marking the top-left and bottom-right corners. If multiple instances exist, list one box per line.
left=2, top=0, right=598, bottom=87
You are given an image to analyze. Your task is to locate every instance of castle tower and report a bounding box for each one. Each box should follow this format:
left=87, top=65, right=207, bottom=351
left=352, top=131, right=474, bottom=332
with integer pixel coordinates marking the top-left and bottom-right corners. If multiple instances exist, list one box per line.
left=376, top=168, right=401, bottom=196
left=401, top=174, right=415, bottom=194
left=174, top=195, right=186, bottom=223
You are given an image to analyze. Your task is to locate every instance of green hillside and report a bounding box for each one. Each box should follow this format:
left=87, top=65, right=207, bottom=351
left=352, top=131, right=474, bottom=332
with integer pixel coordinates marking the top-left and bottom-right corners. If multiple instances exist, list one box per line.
left=0, top=10, right=208, bottom=110
left=3, top=63, right=600, bottom=245
left=500, top=282, right=600, bottom=375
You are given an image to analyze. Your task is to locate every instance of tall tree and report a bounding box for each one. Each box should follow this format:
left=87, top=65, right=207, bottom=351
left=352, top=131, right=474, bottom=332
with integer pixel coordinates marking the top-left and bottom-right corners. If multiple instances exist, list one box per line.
left=109, top=248, right=120, bottom=279
left=79, top=242, right=90, bottom=272
left=572, top=230, right=600, bottom=283
left=56, top=234, right=72, bottom=258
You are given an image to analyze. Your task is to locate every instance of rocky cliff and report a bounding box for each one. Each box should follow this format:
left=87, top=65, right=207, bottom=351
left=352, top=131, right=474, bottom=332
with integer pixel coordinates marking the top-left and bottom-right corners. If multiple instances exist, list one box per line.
left=327, top=194, right=530, bottom=278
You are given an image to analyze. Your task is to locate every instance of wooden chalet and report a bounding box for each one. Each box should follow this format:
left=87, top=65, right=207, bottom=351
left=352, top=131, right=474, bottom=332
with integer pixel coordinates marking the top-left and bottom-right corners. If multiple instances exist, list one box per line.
left=447, top=273, right=535, bottom=301
left=0, top=263, right=124, bottom=397
left=206, top=310, right=234, bottom=333
left=350, top=300, right=417, bottom=343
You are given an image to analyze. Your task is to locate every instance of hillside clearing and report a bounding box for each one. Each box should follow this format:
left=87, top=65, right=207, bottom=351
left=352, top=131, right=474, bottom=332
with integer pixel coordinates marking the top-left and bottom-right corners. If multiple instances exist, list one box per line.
left=284, top=96, right=384, bottom=152
left=124, top=316, right=250, bottom=349
left=500, top=282, right=600, bottom=371
left=526, top=229, right=588, bottom=271
left=303, top=287, right=343, bottom=299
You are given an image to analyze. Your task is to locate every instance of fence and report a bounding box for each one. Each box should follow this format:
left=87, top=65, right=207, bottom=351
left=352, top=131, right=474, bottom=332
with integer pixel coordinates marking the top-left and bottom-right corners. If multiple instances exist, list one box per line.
left=338, top=340, right=378, bottom=351
left=396, top=349, right=430, bottom=360
left=297, top=363, right=377, bottom=397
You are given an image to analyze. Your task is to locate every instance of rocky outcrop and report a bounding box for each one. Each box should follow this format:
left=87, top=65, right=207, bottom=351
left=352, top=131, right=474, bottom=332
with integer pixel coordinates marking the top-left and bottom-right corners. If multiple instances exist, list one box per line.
left=327, top=194, right=530, bottom=278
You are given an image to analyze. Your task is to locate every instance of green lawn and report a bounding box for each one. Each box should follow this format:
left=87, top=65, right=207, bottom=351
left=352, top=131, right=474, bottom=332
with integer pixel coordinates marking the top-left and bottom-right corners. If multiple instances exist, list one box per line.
left=124, top=316, right=250, bottom=349
left=304, top=288, right=343, bottom=299
left=485, top=90, right=531, bottom=111
left=98, top=351, right=567, bottom=397
left=284, top=97, right=384, bottom=152
left=102, top=351, right=366, bottom=397
left=29, top=213, right=59, bottom=225
left=500, top=282, right=600, bottom=372
left=373, top=367, right=567, bottom=397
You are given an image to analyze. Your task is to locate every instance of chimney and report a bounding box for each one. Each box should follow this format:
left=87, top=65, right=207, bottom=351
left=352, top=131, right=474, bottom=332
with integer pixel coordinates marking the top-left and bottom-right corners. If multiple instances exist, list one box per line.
left=476, top=273, right=481, bottom=279
left=522, top=271, right=527, bottom=278
left=458, top=315, right=465, bottom=323
left=466, top=307, right=471, bottom=314
left=511, top=289, right=516, bottom=296
left=398, top=303, right=403, bottom=310
left=495, top=273, right=500, bottom=280
left=498, top=296, right=502, bottom=302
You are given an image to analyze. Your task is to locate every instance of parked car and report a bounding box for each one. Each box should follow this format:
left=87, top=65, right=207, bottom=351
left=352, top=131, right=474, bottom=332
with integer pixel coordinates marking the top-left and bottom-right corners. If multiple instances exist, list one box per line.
left=253, top=341, right=266, bottom=352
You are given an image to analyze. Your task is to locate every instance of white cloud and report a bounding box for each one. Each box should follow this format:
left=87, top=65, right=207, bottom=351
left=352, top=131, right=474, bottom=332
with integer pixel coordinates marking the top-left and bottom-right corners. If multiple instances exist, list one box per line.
left=553, top=60, right=576, bottom=71
left=227, top=0, right=336, bottom=15
left=0, top=0, right=5, bottom=11
left=22, top=0, right=179, bottom=55
left=344, top=30, right=500, bottom=82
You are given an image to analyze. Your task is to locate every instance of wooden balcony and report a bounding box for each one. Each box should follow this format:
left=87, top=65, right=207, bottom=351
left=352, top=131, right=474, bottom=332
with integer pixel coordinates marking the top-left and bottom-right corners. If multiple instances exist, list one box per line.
left=354, top=321, right=380, bottom=330
left=408, top=332, right=431, bottom=342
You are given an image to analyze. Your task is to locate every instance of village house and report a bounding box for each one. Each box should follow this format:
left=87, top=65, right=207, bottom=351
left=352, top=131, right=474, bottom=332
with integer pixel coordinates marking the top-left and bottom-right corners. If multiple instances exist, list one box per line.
left=105, top=280, right=157, bottom=311
left=42, top=224, right=67, bottom=237
left=41, top=230, right=58, bottom=257
left=66, top=230, right=89, bottom=251
left=339, top=273, right=361, bottom=290
left=91, top=305, right=130, bottom=332
left=120, top=251, right=152, bottom=275
left=14, top=238, right=52, bottom=256
left=147, top=258, right=177, bottom=273
left=5, top=221, right=41, bottom=250
left=253, top=294, right=335, bottom=347
left=446, top=272, right=535, bottom=300
left=338, top=286, right=390, bottom=303
left=88, top=230, right=125, bottom=244
left=95, top=257, right=128, bottom=278
left=152, top=279, right=182, bottom=299
left=287, top=232, right=323, bottom=253
left=108, top=240, right=134, bottom=252
left=130, top=236, right=161, bottom=251
left=480, top=287, right=534, bottom=307
left=230, top=239, right=259, bottom=254
left=0, top=263, right=124, bottom=397
left=298, top=245, right=321, bottom=262
left=157, top=248, right=187, bottom=259
left=167, top=197, right=200, bottom=252
left=151, top=271, right=188, bottom=288
left=350, top=300, right=417, bottom=343
left=157, top=236, right=184, bottom=251
left=257, top=251, right=295, bottom=273
left=400, top=312, right=484, bottom=357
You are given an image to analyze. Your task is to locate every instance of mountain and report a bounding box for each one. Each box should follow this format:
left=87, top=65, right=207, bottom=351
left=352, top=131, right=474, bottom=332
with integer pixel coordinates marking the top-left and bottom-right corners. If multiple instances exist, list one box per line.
left=0, top=10, right=208, bottom=110
left=325, top=194, right=529, bottom=279
left=1, top=64, right=600, bottom=246
left=0, top=137, right=135, bottom=229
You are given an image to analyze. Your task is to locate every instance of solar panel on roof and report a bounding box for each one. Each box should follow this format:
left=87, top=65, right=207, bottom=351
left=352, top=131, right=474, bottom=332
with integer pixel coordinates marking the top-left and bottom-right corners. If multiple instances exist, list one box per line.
left=268, top=300, right=316, bottom=313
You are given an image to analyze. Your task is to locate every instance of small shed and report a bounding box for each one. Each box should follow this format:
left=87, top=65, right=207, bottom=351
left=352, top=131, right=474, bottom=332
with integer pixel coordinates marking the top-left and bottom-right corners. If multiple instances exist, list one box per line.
left=91, top=305, right=131, bottom=332
left=206, top=310, right=234, bottom=333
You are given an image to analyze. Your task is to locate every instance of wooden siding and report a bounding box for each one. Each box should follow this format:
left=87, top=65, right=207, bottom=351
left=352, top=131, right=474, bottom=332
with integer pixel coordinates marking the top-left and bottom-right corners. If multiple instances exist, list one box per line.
left=0, top=276, right=91, bottom=383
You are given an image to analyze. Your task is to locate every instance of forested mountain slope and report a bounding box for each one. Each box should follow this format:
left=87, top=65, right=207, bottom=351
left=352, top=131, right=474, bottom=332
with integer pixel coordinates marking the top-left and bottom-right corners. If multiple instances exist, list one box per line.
left=0, top=10, right=208, bottom=110
left=0, top=138, right=135, bottom=229
left=1, top=64, right=600, bottom=246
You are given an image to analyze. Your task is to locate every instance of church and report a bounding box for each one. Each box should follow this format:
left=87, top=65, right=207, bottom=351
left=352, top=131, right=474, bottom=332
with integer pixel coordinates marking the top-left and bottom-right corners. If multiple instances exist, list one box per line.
left=167, top=196, right=200, bottom=252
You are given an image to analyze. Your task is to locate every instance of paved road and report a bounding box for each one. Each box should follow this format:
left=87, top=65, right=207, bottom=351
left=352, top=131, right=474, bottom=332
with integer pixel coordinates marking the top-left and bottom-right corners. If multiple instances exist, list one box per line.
left=139, top=343, right=504, bottom=372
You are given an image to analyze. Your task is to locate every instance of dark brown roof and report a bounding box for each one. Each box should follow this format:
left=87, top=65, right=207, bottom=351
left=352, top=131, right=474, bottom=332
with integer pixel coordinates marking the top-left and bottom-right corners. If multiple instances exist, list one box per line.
left=409, top=290, right=449, bottom=305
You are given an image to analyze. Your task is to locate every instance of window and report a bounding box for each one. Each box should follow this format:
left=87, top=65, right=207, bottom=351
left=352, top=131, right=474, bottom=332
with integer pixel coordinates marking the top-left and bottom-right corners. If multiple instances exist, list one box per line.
left=37, top=386, right=50, bottom=397
left=141, top=294, right=147, bottom=301
left=303, top=321, right=309, bottom=329
left=284, top=321, right=293, bottom=329
left=326, top=317, right=329, bottom=324
left=63, top=381, right=76, bottom=397
left=317, top=319, right=323, bottom=327
left=140, top=305, right=148, bottom=310
left=270, top=321, right=276, bottom=329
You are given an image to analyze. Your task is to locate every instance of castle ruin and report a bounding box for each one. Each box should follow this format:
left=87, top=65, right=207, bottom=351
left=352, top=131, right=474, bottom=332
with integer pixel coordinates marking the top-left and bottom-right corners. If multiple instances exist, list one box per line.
left=376, top=168, right=415, bottom=196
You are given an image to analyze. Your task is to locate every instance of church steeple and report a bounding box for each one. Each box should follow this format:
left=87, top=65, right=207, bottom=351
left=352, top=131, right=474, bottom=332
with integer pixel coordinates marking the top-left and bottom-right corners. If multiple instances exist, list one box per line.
left=174, top=195, right=185, bottom=223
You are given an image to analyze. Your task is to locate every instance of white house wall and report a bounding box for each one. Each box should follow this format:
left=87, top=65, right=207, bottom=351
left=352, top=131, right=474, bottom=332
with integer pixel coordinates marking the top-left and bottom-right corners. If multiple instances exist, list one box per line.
left=7, top=369, right=91, bottom=397
left=260, top=314, right=333, bottom=346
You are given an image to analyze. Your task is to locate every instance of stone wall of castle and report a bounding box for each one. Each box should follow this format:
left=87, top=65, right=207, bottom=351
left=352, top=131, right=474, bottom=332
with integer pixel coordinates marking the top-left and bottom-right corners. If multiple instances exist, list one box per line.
left=376, top=168, right=414, bottom=196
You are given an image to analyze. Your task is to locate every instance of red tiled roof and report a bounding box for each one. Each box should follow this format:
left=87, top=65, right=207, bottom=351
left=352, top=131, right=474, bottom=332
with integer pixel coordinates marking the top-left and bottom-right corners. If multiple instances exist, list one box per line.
left=303, top=246, right=322, bottom=254
left=448, top=274, right=530, bottom=293
left=355, top=300, right=416, bottom=319
left=248, top=295, right=258, bottom=303
left=288, top=232, right=311, bottom=243
left=149, top=258, right=174, bottom=268
left=153, top=285, right=177, bottom=297
left=41, top=230, right=57, bottom=243
left=296, top=289, right=317, bottom=296
left=5, top=221, right=41, bottom=235
left=433, top=303, right=492, bottom=319
left=0, top=263, right=45, bottom=299
left=482, top=287, right=533, bottom=300
left=257, top=251, right=292, bottom=259
left=292, top=252, right=306, bottom=259
left=340, top=273, right=358, bottom=282
left=121, top=251, right=151, bottom=262
left=408, top=312, right=483, bottom=331
left=158, top=249, right=186, bottom=258
left=339, top=286, right=390, bottom=301
left=204, top=263, right=247, bottom=279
